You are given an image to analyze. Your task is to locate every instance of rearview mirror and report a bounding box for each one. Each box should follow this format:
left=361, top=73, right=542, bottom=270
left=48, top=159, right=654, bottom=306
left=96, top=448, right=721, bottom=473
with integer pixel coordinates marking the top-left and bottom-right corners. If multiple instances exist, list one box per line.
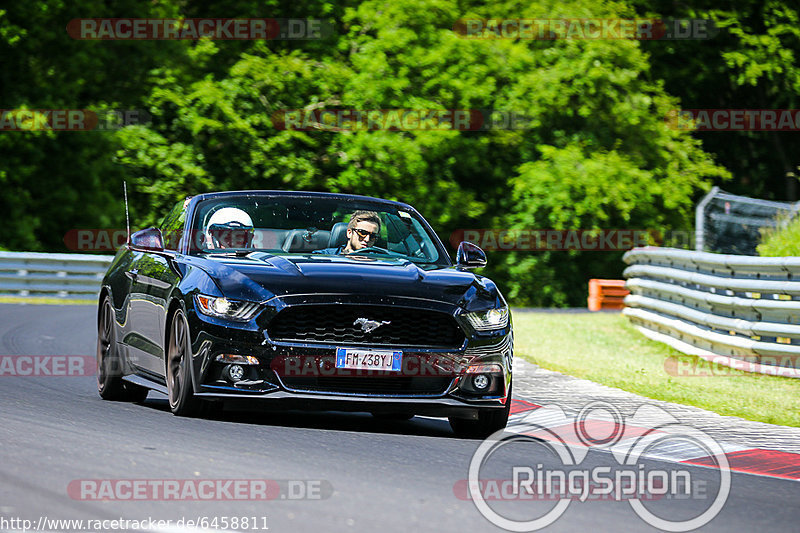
left=456, top=241, right=487, bottom=268
left=130, top=227, right=164, bottom=251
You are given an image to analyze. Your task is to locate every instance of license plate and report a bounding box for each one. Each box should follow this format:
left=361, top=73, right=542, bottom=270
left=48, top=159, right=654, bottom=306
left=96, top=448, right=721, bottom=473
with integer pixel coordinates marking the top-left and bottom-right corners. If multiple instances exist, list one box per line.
left=335, top=348, right=402, bottom=371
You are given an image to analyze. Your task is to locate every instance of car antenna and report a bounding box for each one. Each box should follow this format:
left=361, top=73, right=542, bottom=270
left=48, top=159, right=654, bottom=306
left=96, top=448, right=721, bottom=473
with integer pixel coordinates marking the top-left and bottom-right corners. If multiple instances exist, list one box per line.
left=124, top=181, right=131, bottom=244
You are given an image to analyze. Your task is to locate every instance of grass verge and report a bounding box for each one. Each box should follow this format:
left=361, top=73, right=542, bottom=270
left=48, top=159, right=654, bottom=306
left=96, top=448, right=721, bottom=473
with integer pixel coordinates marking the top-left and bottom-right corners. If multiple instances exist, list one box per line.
left=513, top=310, right=800, bottom=427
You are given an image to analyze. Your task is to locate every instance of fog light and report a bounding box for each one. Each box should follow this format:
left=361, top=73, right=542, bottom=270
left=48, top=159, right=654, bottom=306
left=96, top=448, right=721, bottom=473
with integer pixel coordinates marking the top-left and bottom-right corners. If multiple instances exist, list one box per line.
left=216, top=354, right=259, bottom=365
left=472, top=374, right=490, bottom=390
left=466, top=363, right=502, bottom=374
left=228, top=364, right=245, bottom=382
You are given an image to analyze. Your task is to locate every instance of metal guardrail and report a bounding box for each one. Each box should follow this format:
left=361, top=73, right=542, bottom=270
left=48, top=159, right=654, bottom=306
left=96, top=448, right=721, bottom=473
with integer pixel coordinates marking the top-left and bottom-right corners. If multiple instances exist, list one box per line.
left=0, top=251, right=113, bottom=300
left=623, top=247, right=800, bottom=377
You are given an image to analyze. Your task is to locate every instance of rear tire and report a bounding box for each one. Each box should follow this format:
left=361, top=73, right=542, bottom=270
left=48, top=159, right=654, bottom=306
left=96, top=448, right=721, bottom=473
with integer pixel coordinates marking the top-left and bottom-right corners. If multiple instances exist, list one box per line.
left=166, top=308, right=202, bottom=417
left=97, top=295, right=148, bottom=402
left=449, top=385, right=511, bottom=439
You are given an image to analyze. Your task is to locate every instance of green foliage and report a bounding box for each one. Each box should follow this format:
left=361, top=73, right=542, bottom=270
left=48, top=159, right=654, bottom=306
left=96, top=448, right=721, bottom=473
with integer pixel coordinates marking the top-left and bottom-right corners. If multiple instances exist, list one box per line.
left=632, top=0, right=800, bottom=200
left=7, top=0, right=799, bottom=306
left=757, top=213, right=800, bottom=256
left=0, top=0, right=184, bottom=249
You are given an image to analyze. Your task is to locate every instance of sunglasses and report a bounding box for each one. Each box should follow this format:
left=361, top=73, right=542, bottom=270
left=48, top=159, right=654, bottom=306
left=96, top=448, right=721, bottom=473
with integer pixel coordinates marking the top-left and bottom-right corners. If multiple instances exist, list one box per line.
left=352, top=228, right=378, bottom=241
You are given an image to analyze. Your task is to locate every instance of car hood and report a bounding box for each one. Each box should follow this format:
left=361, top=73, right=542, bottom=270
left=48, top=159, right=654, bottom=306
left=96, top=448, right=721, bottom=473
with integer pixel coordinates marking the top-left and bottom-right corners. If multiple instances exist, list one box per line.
left=186, top=252, right=503, bottom=311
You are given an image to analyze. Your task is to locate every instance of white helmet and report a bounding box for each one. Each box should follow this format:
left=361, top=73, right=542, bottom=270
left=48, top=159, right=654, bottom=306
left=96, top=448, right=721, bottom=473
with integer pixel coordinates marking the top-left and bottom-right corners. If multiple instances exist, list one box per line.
left=205, top=207, right=254, bottom=249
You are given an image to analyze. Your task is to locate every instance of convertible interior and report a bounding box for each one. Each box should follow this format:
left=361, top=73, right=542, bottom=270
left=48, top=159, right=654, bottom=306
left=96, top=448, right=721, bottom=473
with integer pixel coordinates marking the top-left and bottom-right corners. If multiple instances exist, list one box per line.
left=247, top=221, right=431, bottom=258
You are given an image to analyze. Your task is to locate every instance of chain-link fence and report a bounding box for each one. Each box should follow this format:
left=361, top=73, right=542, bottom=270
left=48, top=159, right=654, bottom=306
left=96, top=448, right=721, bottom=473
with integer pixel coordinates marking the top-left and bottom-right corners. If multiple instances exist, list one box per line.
left=695, top=186, right=799, bottom=255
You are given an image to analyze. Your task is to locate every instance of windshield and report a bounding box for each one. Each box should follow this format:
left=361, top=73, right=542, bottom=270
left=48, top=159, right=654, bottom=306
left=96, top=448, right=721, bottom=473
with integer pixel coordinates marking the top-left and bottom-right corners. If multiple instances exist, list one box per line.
left=187, top=195, right=448, bottom=265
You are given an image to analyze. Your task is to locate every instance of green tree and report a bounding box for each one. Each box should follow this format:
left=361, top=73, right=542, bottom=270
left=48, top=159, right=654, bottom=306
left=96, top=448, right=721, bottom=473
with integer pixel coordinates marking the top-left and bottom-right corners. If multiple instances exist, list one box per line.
left=110, top=0, right=728, bottom=304
left=2, top=0, right=750, bottom=306
left=0, top=1, right=184, bottom=250
left=633, top=0, right=800, bottom=200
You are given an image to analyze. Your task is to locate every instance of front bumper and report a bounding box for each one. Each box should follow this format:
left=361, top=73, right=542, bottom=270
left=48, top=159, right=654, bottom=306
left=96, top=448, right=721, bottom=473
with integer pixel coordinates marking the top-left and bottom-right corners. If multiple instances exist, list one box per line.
left=195, top=390, right=501, bottom=419
left=180, top=296, right=513, bottom=416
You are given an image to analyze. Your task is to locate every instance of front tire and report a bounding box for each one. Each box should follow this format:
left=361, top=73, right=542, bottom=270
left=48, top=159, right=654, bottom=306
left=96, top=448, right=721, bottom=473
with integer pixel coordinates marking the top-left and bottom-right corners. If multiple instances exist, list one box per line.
left=166, top=308, right=201, bottom=417
left=449, top=385, right=511, bottom=439
left=97, top=295, right=148, bottom=402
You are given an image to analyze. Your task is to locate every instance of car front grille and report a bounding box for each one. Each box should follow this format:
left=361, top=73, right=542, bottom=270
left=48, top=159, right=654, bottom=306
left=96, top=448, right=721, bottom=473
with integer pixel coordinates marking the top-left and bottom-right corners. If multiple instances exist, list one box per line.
left=279, top=376, right=453, bottom=396
left=267, top=305, right=465, bottom=348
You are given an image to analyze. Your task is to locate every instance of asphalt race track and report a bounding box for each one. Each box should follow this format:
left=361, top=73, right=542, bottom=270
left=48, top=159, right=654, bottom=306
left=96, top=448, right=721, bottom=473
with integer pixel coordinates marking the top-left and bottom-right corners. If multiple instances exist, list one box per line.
left=0, top=303, right=798, bottom=533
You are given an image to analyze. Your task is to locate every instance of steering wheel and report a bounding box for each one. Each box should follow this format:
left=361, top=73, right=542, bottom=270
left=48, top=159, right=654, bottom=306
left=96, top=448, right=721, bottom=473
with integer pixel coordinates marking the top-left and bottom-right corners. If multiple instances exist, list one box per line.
left=345, top=246, right=391, bottom=255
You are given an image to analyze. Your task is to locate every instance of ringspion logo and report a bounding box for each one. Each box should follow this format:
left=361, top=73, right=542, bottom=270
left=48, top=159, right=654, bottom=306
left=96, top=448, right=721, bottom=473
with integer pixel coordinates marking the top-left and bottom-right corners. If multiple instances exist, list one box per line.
left=463, top=401, right=730, bottom=531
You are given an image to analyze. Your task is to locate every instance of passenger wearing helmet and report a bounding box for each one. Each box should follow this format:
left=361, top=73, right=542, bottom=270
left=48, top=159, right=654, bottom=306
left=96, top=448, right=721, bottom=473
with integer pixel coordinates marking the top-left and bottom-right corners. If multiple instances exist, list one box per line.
left=204, top=207, right=254, bottom=249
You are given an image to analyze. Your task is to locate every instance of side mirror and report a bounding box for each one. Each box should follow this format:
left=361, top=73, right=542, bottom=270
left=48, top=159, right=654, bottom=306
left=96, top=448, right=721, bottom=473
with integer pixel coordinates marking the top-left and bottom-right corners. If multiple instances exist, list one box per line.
left=456, top=241, right=487, bottom=268
left=130, top=227, right=164, bottom=251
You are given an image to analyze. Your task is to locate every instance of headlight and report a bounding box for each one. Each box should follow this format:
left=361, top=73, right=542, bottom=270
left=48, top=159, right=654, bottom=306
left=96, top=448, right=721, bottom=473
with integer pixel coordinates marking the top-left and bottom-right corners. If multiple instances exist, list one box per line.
left=463, top=307, right=509, bottom=331
left=195, top=294, right=261, bottom=321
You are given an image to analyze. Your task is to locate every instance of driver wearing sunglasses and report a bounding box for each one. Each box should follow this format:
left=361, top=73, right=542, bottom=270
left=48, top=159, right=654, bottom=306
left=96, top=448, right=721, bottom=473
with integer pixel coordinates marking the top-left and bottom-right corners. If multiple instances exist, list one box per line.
left=343, top=210, right=382, bottom=253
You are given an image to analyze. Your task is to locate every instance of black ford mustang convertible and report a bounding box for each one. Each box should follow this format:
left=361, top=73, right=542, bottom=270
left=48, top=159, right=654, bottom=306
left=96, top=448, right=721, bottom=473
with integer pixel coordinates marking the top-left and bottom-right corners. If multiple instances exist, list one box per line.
left=97, top=191, right=513, bottom=437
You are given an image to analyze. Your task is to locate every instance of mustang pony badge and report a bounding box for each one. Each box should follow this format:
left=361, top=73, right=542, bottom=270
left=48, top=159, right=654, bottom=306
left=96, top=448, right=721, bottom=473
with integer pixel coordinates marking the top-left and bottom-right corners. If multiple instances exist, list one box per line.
left=354, top=317, right=391, bottom=333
